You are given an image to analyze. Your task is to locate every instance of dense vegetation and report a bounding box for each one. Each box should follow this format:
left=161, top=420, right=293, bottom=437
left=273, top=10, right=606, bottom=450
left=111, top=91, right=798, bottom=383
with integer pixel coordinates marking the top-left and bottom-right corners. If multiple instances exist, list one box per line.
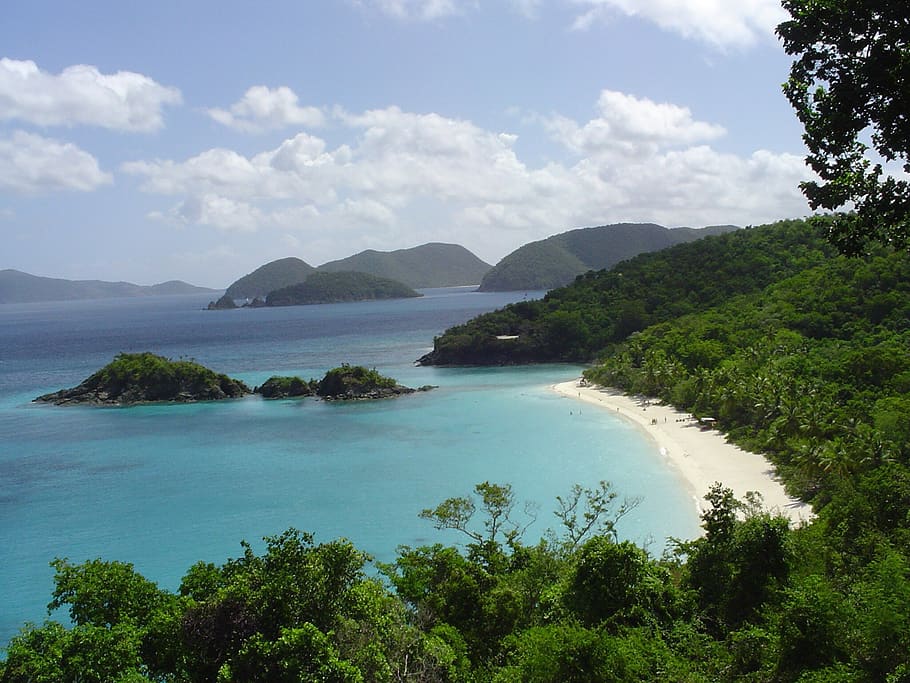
left=584, top=245, right=910, bottom=503
left=421, top=219, right=834, bottom=365
left=265, top=272, right=421, bottom=307
left=477, top=223, right=736, bottom=292
left=3, top=478, right=908, bottom=681
left=255, top=367, right=420, bottom=400
left=778, top=0, right=910, bottom=253
left=224, top=257, right=316, bottom=300
left=254, top=375, right=315, bottom=399
left=318, top=243, right=491, bottom=289
left=34, top=352, right=250, bottom=405
left=315, top=364, right=418, bottom=399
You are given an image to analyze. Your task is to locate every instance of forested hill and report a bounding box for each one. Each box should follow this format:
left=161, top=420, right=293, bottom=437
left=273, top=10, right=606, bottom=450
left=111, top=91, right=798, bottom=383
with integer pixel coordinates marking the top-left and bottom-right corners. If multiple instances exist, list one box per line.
left=224, top=257, right=316, bottom=300
left=317, top=243, right=492, bottom=288
left=264, top=271, right=421, bottom=306
left=477, top=222, right=738, bottom=292
left=420, top=219, right=834, bottom=365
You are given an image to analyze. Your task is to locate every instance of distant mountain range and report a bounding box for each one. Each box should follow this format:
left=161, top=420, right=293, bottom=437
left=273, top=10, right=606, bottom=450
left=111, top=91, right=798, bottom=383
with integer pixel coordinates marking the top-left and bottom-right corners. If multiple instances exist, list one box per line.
left=0, top=269, right=217, bottom=304
left=224, top=243, right=493, bottom=300
left=478, top=223, right=739, bottom=291
left=4, top=225, right=739, bottom=306
left=318, top=243, right=491, bottom=289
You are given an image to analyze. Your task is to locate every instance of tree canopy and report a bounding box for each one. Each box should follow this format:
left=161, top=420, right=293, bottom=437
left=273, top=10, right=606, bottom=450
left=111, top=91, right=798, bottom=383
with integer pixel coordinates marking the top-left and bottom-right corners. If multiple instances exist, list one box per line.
left=778, top=1, right=910, bottom=252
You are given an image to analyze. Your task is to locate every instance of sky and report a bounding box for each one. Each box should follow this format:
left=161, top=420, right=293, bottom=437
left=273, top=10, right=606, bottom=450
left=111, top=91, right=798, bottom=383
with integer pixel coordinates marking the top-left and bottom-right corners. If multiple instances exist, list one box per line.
left=0, top=0, right=814, bottom=288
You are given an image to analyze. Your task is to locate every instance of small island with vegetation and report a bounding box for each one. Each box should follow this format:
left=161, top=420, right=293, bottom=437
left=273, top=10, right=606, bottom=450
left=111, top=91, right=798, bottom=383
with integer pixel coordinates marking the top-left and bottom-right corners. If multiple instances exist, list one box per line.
left=256, top=365, right=432, bottom=401
left=34, top=353, right=251, bottom=406
left=35, top=356, right=431, bottom=406
left=208, top=271, right=423, bottom=309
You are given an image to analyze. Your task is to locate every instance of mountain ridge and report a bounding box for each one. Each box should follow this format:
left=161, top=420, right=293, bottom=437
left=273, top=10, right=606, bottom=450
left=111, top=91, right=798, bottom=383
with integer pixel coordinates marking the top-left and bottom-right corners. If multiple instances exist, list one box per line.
left=478, top=223, right=738, bottom=291
left=317, top=242, right=491, bottom=289
left=0, top=269, right=217, bottom=305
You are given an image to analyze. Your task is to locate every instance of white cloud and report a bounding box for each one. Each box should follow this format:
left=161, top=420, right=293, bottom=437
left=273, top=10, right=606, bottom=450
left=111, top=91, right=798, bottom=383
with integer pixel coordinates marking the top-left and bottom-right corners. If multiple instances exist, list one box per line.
left=357, top=0, right=463, bottom=20
left=0, top=130, right=112, bottom=194
left=548, top=89, right=725, bottom=157
left=125, top=94, right=810, bottom=262
left=208, top=86, right=325, bottom=133
left=0, top=58, right=181, bottom=132
left=570, top=0, right=787, bottom=49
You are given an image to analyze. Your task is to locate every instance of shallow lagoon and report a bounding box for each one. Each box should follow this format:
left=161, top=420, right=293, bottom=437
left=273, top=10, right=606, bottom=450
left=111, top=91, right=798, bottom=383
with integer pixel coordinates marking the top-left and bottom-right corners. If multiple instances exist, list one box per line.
left=0, top=289, right=700, bottom=645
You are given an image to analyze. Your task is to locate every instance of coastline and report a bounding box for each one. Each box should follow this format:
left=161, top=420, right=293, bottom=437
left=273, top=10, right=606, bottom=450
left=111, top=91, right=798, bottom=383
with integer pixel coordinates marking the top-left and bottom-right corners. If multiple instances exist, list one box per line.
left=552, top=379, right=813, bottom=526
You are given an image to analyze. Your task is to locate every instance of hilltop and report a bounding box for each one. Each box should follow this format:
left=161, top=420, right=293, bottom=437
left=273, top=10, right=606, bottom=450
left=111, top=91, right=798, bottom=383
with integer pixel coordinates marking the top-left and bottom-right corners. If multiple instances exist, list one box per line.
left=317, top=242, right=491, bottom=288
left=223, top=257, right=316, bottom=300
left=478, top=223, right=737, bottom=291
left=0, top=269, right=216, bottom=304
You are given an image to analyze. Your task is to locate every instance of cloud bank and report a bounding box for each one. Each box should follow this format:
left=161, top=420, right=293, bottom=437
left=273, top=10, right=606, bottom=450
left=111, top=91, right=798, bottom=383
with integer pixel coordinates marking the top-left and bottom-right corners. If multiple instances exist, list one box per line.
left=0, top=58, right=181, bottom=132
left=124, top=88, right=809, bottom=260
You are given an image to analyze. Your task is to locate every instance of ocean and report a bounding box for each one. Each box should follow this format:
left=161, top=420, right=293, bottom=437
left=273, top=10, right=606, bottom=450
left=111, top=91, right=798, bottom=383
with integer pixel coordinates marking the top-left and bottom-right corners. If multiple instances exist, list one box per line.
left=0, top=288, right=700, bottom=646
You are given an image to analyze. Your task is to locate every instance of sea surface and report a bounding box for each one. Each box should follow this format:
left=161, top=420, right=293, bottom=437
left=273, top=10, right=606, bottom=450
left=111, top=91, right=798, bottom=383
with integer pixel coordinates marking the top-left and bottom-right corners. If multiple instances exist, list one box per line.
left=0, top=288, right=700, bottom=646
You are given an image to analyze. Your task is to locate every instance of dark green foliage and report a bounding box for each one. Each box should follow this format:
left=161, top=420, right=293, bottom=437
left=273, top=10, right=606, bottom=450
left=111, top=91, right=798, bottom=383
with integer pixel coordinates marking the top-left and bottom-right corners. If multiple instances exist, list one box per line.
left=778, top=1, right=910, bottom=253
left=224, top=257, right=315, bottom=299
left=34, top=352, right=250, bottom=405
left=583, top=246, right=910, bottom=503
left=48, top=558, right=167, bottom=629
left=478, top=223, right=737, bottom=292
left=318, top=242, right=491, bottom=289
left=265, top=270, right=421, bottom=306
left=315, top=364, right=406, bottom=399
left=254, top=375, right=315, bottom=398
left=420, top=219, right=833, bottom=364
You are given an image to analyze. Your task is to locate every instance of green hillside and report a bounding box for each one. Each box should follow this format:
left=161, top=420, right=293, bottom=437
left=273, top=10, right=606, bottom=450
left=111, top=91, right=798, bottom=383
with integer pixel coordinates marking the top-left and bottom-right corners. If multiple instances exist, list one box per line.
left=317, top=242, right=491, bottom=288
left=421, top=219, right=831, bottom=365
left=224, top=257, right=316, bottom=300
left=478, top=223, right=737, bottom=291
left=264, top=271, right=422, bottom=306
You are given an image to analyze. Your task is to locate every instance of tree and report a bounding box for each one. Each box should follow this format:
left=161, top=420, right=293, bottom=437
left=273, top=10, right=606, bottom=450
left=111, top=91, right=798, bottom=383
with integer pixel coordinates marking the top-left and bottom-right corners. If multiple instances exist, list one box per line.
left=777, top=2, right=910, bottom=253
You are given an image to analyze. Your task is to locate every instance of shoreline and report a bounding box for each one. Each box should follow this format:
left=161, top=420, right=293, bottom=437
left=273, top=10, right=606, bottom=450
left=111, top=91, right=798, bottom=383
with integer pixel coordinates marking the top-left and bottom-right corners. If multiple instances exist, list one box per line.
left=551, top=379, right=813, bottom=526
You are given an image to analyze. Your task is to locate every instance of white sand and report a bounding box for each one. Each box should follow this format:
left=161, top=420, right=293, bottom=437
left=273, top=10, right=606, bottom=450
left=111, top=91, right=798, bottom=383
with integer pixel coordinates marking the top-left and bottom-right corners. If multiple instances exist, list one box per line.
left=552, top=379, right=813, bottom=526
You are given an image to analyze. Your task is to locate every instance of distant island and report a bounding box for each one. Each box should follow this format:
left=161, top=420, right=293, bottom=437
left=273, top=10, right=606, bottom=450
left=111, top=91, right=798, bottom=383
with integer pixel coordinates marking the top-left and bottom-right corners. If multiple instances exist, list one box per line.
left=318, top=243, right=491, bottom=289
left=0, top=269, right=218, bottom=305
left=36, top=354, right=426, bottom=405
left=210, top=271, right=423, bottom=309
left=224, top=257, right=316, bottom=300
left=221, top=243, right=491, bottom=301
left=34, top=353, right=250, bottom=406
left=477, top=223, right=738, bottom=291
left=264, top=271, right=421, bottom=306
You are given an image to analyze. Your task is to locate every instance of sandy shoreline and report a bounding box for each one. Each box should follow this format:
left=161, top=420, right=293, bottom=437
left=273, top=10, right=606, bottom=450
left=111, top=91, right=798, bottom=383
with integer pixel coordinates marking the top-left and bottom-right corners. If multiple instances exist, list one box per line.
left=552, top=379, right=813, bottom=526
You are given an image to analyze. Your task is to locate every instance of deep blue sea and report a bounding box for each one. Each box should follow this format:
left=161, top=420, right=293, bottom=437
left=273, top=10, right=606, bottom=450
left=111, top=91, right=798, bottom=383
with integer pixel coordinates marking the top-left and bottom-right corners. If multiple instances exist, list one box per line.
left=0, top=288, right=700, bottom=647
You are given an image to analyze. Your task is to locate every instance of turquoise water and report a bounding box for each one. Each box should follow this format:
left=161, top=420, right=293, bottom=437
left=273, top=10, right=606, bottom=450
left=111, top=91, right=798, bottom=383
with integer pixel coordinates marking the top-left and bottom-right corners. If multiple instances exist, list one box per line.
left=0, top=290, right=700, bottom=646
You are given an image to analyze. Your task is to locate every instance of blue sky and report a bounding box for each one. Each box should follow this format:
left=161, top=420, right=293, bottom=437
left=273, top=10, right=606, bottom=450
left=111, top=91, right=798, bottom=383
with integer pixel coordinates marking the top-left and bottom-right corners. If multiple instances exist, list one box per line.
left=1, top=0, right=811, bottom=288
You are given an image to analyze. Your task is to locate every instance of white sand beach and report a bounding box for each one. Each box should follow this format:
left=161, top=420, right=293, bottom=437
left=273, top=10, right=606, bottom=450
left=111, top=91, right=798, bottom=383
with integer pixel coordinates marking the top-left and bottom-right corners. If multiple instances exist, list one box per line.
left=552, top=379, right=813, bottom=526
